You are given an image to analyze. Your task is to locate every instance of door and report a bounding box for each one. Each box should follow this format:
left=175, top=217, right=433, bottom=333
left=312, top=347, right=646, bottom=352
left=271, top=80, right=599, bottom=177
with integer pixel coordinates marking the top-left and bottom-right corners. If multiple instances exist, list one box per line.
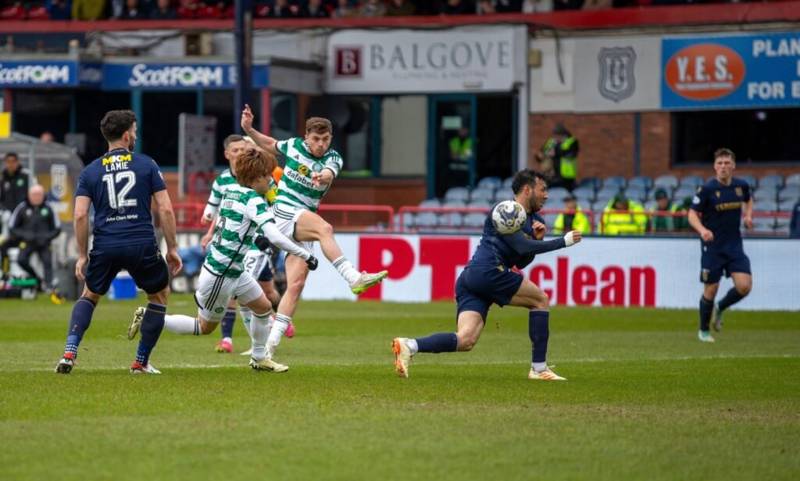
left=428, top=95, right=476, bottom=199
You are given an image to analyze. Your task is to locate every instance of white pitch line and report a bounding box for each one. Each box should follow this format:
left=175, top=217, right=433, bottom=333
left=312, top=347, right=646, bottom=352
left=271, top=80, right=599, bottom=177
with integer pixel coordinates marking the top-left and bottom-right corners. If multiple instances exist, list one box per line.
left=6, top=353, right=799, bottom=373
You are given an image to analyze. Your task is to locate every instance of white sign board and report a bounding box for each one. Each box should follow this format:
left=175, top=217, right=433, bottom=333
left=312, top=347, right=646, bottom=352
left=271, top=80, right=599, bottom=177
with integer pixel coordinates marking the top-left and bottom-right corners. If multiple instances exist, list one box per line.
left=327, top=27, right=517, bottom=94
left=177, top=113, right=217, bottom=197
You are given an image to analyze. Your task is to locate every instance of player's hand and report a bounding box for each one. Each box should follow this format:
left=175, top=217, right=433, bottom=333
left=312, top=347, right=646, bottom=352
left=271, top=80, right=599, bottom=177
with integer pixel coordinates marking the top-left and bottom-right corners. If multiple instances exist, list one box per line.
left=241, top=104, right=254, bottom=133
left=700, top=229, right=714, bottom=242
left=744, top=216, right=753, bottom=230
left=311, top=172, right=322, bottom=187
left=564, top=230, right=582, bottom=246
left=166, top=248, right=183, bottom=276
left=75, top=255, right=88, bottom=282
left=200, top=213, right=213, bottom=226
left=254, top=236, right=272, bottom=252
left=532, top=221, right=547, bottom=240
left=200, top=231, right=213, bottom=250
left=305, top=255, right=319, bottom=271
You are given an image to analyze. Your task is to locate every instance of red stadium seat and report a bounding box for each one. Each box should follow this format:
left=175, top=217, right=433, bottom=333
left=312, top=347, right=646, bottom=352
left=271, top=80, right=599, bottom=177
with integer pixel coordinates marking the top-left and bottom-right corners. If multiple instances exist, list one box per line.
left=196, top=5, right=222, bottom=18
left=0, top=5, right=26, bottom=20
left=254, top=5, right=271, bottom=18
left=221, top=5, right=234, bottom=18
left=177, top=6, right=196, bottom=18
left=27, top=6, right=50, bottom=20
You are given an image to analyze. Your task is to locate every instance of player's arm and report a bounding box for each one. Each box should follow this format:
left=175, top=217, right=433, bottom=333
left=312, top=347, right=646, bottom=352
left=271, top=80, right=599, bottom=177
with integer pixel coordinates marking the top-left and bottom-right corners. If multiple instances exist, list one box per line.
left=688, top=188, right=714, bottom=241
left=153, top=190, right=182, bottom=275
left=312, top=153, right=342, bottom=188
left=73, top=195, right=91, bottom=281
left=258, top=221, right=317, bottom=270
left=742, top=197, right=754, bottom=230
left=240, top=104, right=279, bottom=156
left=201, top=177, right=222, bottom=225
left=502, top=230, right=581, bottom=256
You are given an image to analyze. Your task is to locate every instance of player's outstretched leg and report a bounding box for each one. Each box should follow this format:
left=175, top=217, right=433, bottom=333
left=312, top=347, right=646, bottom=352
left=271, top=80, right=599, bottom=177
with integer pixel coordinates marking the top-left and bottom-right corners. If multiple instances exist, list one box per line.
left=712, top=273, right=752, bottom=332
left=215, top=308, right=236, bottom=353
left=245, top=294, right=288, bottom=373
left=55, top=294, right=97, bottom=374
left=130, top=301, right=167, bottom=374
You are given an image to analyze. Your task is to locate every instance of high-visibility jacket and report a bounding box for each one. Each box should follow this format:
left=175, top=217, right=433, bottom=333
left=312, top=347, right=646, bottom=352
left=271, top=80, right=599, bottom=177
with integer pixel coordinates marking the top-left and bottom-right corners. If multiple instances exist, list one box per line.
left=449, top=136, right=473, bottom=161
left=553, top=207, right=591, bottom=234
left=602, top=200, right=647, bottom=235
left=557, top=136, right=578, bottom=180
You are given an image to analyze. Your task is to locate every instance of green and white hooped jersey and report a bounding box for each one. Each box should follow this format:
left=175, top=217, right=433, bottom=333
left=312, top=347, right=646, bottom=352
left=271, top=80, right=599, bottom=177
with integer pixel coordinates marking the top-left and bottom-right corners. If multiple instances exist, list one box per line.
left=205, top=168, right=237, bottom=218
left=274, top=137, right=343, bottom=214
left=204, top=183, right=275, bottom=278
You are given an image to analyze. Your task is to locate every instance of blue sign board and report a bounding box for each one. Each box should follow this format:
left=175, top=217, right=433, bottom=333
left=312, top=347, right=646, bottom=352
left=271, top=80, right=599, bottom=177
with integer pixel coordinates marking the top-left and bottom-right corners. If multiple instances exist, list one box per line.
left=102, top=63, right=269, bottom=90
left=0, top=60, right=79, bottom=87
left=662, top=32, right=800, bottom=109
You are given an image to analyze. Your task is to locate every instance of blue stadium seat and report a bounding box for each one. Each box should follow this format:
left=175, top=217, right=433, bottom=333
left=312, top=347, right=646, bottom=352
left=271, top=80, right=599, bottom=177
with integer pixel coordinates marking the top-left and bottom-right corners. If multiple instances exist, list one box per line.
left=477, top=176, right=502, bottom=190
left=679, top=175, right=704, bottom=189
left=738, top=174, right=757, bottom=189
left=443, top=200, right=466, bottom=208
left=602, top=176, right=627, bottom=190
left=572, top=186, right=595, bottom=204
left=469, top=187, right=495, bottom=204
left=462, top=212, right=486, bottom=229
left=542, top=212, right=558, bottom=227
left=438, top=212, right=463, bottom=228
left=654, top=175, right=679, bottom=191
left=596, top=185, right=623, bottom=200
left=625, top=186, right=648, bottom=203
left=785, top=173, right=800, bottom=187
left=778, top=185, right=800, bottom=202
left=779, top=198, right=798, bottom=212
left=548, top=187, right=570, bottom=202
left=751, top=216, right=776, bottom=233
left=501, top=177, right=514, bottom=189
left=577, top=177, right=600, bottom=191
left=414, top=212, right=438, bottom=228
left=759, top=174, right=784, bottom=190
left=753, top=200, right=779, bottom=212
left=467, top=199, right=492, bottom=210
left=444, top=187, right=470, bottom=203
left=628, top=176, right=653, bottom=191
left=419, top=198, right=441, bottom=208
left=753, top=187, right=778, bottom=203
left=672, top=185, right=697, bottom=202
left=494, top=188, right=514, bottom=203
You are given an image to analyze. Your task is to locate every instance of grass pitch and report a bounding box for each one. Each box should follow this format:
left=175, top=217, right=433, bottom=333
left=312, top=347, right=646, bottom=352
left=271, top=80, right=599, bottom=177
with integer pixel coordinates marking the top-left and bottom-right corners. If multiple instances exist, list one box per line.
left=1, top=295, right=798, bottom=481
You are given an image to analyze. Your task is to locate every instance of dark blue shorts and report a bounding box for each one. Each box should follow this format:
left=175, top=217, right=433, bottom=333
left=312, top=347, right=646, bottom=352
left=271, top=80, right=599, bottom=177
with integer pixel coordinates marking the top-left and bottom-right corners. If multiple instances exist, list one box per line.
left=455, top=264, right=523, bottom=321
left=85, top=242, right=169, bottom=295
left=700, top=242, right=751, bottom=284
left=257, top=257, right=273, bottom=282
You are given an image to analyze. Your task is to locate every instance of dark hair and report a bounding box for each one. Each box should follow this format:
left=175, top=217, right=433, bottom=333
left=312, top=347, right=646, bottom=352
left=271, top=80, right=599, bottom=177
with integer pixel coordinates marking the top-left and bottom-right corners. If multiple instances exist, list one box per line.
left=236, top=148, right=276, bottom=188
left=223, top=134, right=245, bottom=150
left=100, top=110, right=137, bottom=142
left=714, top=148, right=735, bottom=162
left=305, top=117, right=333, bottom=135
left=511, top=169, right=547, bottom=194
left=4, top=152, right=18, bottom=161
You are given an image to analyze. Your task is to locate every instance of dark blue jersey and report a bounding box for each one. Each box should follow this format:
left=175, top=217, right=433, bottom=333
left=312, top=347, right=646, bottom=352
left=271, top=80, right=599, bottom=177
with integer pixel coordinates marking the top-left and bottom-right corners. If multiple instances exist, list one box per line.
left=470, top=203, right=545, bottom=269
left=75, top=148, right=166, bottom=248
left=690, top=177, right=750, bottom=245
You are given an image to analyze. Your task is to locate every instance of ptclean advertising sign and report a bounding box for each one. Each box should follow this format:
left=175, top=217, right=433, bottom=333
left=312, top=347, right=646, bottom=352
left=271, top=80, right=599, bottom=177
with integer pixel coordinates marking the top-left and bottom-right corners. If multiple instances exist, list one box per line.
left=662, top=32, right=800, bottom=109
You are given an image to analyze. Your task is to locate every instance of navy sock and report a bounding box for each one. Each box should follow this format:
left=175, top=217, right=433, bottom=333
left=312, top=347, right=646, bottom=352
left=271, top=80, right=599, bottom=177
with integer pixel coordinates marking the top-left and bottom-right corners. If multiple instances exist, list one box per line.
left=220, top=309, right=236, bottom=339
left=699, top=296, right=714, bottom=331
left=136, top=303, right=167, bottom=365
left=415, top=333, right=458, bottom=353
left=64, top=297, right=96, bottom=358
left=529, top=310, right=550, bottom=364
left=717, top=288, right=744, bottom=312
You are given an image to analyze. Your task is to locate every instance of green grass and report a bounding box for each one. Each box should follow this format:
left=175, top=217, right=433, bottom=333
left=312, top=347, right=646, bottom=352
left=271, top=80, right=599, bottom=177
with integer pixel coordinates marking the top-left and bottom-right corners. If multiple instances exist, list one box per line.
left=1, top=295, right=799, bottom=481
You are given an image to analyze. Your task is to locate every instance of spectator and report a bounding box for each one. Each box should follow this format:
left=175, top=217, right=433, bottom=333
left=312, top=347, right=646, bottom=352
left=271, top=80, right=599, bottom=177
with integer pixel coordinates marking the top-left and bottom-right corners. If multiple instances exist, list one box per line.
left=439, top=0, right=474, bottom=14
left=359, top=0, right=386, bottom=16
left=522, top=0, right=553, bottom=12
left=536, top=123, right=579, bottom=191
left=601, top=194, right=647, bottom=235
left=649, top=188, right=675, bottom=232
left=302, top=0, right=330, bottom=17
left=386, top=0, right=415, bottom=15
left=0, top=185, right=61, bottom=292
left=331, top=0, right=358, bottom=17
left=270, top=0, right=299, bottom=17
left=39, top=131, right=55, bottom=143
left=553, top=193, right=591, bottom=234
left=1, top=153, right=30, bottom=222
left=72, top=0, right=106, bottom=20
left=121, top=0, right=149, bottom=18
left=47, top=0, right=72, bottom=19
left=149, top=0, right=176, bottom=18
left=448, top=127, right=473, bottom=174
left=790, top=199, right=800, bottom=238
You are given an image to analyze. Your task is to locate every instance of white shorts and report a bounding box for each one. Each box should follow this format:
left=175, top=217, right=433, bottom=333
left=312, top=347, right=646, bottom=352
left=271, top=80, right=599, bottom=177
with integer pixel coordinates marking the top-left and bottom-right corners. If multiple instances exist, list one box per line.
left=194, top=268, right=263, bottom=322
left=272, top=205, right=314, bottom=253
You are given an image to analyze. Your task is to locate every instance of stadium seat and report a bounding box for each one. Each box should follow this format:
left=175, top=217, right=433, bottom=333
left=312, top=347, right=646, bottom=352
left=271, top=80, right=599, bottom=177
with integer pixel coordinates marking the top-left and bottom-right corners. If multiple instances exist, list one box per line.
left=654, top=175, right=679, bottom=191
left=738, top=174, right=757, bottom=189
left=419, top=198, right=441, bottom=208
left=477, top=176, right=502, bottom=190
left=751, top=216, right=776, bottom=233
left=197, top=5, right=222, bottom=18
left=596, top=185, right=623, bottom=200
left=27, top=6, right=49, bottom=19
left=501, top=177, right=514, bottom=189
left=469, top=188, right=495, bottom=204
left=444, top=187, right=470, bottom=203
left=778, top=185, right=800, bottom=202
left=494, top=188, right=513, bottom=203
left=577, top=177, right=600, bottom=191
left=778, top=198, right=798, bottom=212
left=593, top=195, right=614, bottom=210
left=414, top=212, right=438, bottom=229
left=628, top=176, right=653, bottom=191
left=644, top=200, right=658, bottom=211
left=545, top=198, right=565, bottom=210
left=672, top=185, right=697, bottom=202
left=542, top=212, right=558, bottom=226
left=785, top=173, right=800, bottom=187
left=548, top=187, right=570, bottom=202
left=177, top=6, right=196, bottom=18
left=774, top=222, right=790, bottom=236
left=679, top=175, right=704, bottom=189
left=467, top=199, right=492, bottom=210
left=753, top=200, right=779, bottom=212
left=753, top=187, right=778, bottom=203
left=438, top=212, right=463, bottom=228
left=759, top=174, right=784, bottom=190
left=443, top=200, right=466, bottom=209
left=462, top=212, right=486, bottom=229
left=399, top=212, right=415, bottom=229
left=625, top=186, right=648, bottom=203
left=572, top=186, right=595, bottom=204
left=602, top=176, right=627, bottom=190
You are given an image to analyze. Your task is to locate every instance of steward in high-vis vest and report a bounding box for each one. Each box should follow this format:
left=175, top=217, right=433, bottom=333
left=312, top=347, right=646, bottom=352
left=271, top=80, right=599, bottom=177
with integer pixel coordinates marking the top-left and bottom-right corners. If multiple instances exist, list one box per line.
left=551, top=123, right=578, bottom=192
left=601, top=194, right=647, bottom=235
left=553, top=193, right=591, bottom=234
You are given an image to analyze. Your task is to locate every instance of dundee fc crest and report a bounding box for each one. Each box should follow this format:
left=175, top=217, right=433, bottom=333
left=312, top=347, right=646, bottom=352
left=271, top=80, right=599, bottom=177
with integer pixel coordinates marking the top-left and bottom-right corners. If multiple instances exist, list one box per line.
left=598, top=47, right=636, bottom=103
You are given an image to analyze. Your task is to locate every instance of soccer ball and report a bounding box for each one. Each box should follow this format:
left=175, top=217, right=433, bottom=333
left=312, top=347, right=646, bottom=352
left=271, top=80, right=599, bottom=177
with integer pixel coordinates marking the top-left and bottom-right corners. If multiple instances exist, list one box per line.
left=492, top=200, right=527, bottom=234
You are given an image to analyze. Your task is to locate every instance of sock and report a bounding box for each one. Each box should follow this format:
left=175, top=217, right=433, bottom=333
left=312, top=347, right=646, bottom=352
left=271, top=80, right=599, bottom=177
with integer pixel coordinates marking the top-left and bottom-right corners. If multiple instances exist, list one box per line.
left=529, top=310, right=550, bottom=369
left=332, top=256, right=361, bottom=285
left=699, top=296, right=714, bottom=332
left=63, top=297, right=96, bottom=358
left=164, top=314, right=201, bottom=335
left=717, top=288, right=745, bottom=312
left=266, top=313, right=291, bottom=357
left=250, top=311, right=272, bottom=360
left=405, top=338, right=419, bottom=355
left=415, top=333, right=458, bottom=353
left=220, top=309, right=236, bottom=339
left=240, top=307, right=254, bottom=342
left=135, top=303, right=166, bottom=365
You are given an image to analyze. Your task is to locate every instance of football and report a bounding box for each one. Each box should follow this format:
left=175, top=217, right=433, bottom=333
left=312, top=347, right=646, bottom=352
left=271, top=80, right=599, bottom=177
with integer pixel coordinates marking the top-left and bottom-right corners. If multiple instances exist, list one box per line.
left=491, top=200, right=527, bottom=234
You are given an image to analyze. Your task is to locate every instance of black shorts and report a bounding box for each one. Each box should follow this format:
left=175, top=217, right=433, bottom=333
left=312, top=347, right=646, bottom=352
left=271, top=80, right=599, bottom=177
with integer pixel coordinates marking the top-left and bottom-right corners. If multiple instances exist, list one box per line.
left=85, top=242, right=169, bottom=295
left=700, top=242, right=751, bottom=284
left=455, top=264, right=523, bottom=321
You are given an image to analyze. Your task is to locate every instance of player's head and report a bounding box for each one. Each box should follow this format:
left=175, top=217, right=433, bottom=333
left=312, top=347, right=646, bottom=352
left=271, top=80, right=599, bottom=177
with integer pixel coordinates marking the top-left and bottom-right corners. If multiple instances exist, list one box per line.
left=223, top=134, right=248, bottom=172
left=28, top=184, right=45, bottom=206
left=304, top=117, right=333, bottom=158
left=100, top=110, right=137, bottom=151
left=3, top=152, right=19, bottom=173
left=235, top=147, right=277, bottom=194
left=713, top=148, right=736, bottom=182
left=512, top=169, right=548, bottom=213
